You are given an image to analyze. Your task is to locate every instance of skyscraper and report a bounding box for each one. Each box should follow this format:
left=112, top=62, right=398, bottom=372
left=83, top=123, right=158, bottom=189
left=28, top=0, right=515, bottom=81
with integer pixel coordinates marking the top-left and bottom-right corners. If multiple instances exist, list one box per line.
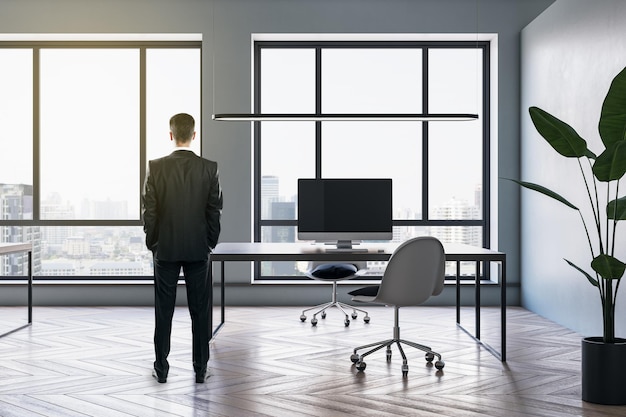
left=0, top=184, right=41, bottom=275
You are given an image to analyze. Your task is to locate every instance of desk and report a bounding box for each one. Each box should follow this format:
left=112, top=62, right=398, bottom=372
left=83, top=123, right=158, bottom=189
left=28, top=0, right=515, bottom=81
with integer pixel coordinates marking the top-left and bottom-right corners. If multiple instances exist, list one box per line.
left=210, top=242, right=507, bottom=361
left=0, top=242, right=33, bottom=338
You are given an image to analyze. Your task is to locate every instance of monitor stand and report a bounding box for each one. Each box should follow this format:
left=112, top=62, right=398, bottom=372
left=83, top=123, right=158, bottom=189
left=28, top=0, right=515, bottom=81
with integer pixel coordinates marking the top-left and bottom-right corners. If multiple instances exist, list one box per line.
left=324, top=240, right=368, bottom=253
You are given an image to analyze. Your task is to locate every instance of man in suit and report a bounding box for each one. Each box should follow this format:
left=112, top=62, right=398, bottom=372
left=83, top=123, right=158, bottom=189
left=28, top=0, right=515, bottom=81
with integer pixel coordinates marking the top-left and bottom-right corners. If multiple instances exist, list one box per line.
left=142, top=113, right=223, bottom=383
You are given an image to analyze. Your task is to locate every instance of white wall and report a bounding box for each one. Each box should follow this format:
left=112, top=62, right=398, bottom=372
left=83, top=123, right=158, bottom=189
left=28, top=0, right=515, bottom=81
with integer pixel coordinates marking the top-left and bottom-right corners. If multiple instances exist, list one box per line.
left=521, top=0, right=626, bottom=337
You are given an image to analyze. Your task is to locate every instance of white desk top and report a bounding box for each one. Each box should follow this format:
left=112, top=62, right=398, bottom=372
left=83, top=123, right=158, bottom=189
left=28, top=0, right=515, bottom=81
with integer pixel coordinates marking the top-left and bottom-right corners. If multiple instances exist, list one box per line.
left=211, top=242, right=505, bottom=262
left=0, top=242, right=33, bottom=255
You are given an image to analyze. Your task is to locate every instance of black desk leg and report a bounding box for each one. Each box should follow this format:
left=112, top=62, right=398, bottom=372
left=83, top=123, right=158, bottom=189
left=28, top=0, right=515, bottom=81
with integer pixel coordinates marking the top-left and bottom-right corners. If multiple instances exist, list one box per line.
left=0, top=250, right=33, bottom=339
left=28, top=250, right=32, bottom=324
left=475, top=260, right=481, bottom=340
left=456, top=259, right=505, bottom=362
left=456, top=260, right=461, bottom=324
left=221, top=260, right=225, bottom=330
left=208, top=259, right=213, bottom=339
left=210, top=259, right=225, bottom=340
left=501, top=260, right=506, bottom=361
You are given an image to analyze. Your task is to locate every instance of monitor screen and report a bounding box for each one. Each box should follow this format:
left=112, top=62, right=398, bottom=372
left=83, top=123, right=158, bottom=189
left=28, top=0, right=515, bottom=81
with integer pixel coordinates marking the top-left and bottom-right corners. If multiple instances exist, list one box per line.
left=297, top=178, right=393, bottom=248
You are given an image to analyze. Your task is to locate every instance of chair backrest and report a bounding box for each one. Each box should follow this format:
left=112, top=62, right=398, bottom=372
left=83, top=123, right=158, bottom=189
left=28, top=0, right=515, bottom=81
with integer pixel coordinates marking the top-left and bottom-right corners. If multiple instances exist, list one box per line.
left=373, top=236, right=445, bottom=307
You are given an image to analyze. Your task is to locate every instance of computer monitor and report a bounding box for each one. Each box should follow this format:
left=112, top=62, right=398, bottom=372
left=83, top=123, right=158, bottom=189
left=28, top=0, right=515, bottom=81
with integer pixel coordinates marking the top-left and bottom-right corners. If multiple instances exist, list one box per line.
left=297, top=178, right=393, bottom=250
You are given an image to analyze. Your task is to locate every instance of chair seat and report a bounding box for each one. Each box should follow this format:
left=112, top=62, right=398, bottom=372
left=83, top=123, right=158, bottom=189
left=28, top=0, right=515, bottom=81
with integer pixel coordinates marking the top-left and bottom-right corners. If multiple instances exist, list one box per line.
left=348, top=285, right=379, bottom=297
left=310, top=263, right=358, bottom=280
left=351, top=295, right=376, bottom=303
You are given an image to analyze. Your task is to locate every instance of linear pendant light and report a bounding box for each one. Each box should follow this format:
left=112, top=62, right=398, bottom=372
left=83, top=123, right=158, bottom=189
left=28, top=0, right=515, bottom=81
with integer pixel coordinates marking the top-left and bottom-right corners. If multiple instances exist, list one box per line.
left=212, top=113, right=479, bottom=122
left=210, top=0, right=482, bottom=124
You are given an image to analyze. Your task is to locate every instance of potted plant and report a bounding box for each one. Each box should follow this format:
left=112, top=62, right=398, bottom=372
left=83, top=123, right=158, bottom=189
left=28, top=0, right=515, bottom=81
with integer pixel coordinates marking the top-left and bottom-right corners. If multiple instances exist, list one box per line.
left=514, top=66, right=626, bottom=405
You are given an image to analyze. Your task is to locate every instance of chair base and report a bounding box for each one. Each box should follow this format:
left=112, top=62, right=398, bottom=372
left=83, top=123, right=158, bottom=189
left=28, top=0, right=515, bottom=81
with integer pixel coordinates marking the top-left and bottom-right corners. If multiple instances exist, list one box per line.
left=350, top=338, right=444, bottom=376
left=300, top=300, right=370, bottom=326
left=300, top=280, right=370, bottom=326
left=350, top=307, right=444, bottom=376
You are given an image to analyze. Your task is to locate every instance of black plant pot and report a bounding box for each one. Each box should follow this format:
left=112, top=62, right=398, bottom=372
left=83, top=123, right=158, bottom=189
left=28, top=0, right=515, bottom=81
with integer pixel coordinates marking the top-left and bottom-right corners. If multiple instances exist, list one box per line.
left=582, top=337, right=626, bottom=405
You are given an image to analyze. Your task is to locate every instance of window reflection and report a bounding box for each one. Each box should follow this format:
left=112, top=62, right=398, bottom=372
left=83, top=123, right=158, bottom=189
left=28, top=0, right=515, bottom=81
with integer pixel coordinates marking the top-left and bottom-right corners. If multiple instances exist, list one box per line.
left=40, top=49, right=140, bottom=220
left=0, top=43, right=200, bottom=277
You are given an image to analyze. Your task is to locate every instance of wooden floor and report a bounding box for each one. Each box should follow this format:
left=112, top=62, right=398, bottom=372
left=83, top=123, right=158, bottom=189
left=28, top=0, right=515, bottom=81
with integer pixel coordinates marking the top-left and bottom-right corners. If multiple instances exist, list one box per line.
left=0, top=305, right=624, bottom=416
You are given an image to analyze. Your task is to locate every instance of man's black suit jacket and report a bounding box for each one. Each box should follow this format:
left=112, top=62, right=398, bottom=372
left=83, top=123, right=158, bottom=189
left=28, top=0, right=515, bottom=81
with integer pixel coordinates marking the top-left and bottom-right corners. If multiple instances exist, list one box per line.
left=142, top=149, right=223, bottom=262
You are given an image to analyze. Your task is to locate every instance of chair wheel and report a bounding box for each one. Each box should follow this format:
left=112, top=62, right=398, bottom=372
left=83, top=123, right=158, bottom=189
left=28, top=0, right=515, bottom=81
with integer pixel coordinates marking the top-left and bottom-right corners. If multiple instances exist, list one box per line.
left=300, top=314, right=306, bottom=322
left=321, top=312, right=326, bottom=319
left=350, top=353, right=360, bottom=363
left=351, top=312, right=357, bottom=319
left=363, top=316, right=370, bottom=323
left=311, top=318, right=318, bottom=326
left=425, top=352, right=435, bottom=362
left=402, top=364, right=409, bottom=377
left=356, top=361, right=366, bottom=372
left=344, top=319, right=350, bottom=327
left=435, top=360, right=445, bottom=370
left=386, top=351, right=392, bottom=362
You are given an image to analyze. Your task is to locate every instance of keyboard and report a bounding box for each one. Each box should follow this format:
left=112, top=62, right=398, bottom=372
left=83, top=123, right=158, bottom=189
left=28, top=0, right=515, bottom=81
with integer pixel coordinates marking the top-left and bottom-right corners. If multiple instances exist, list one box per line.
left=324, top=248, right=369, bottom=253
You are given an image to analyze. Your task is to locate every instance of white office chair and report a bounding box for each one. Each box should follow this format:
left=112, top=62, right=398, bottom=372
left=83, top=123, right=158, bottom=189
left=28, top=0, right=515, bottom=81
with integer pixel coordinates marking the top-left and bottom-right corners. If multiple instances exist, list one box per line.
left=300, top=261, right=370, bottom=327
left=349, top=236, right=446, bottom=376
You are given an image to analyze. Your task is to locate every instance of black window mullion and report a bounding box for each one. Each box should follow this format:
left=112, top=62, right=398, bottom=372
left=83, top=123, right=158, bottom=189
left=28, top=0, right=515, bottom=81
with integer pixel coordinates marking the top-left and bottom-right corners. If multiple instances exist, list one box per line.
left=422, top=46, right=429, bottom=222
left=139, top=47, right=146, bottom=222
left=315, top=47, right=322, bottom=178
left=254, top=40, right=491, bottom=281
left=32, top=47, right=40, bottom=221
left=254, top=43, right=263, bottom=242
left=482, top=43, right=490, bottom=248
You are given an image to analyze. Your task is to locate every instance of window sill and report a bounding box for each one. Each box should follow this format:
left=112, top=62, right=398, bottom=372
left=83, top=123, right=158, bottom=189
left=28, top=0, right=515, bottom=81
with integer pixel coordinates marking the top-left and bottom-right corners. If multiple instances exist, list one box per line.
left=0, top=278, right=500, bottom=285
left=250, top=278, right=499, bottom=285
left=0, top=279, right=155, bottom=285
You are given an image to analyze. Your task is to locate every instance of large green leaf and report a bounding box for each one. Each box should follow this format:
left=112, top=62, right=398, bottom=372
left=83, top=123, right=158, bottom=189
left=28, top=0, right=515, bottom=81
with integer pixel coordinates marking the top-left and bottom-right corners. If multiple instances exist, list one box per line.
left=607, top=196, right=626, bottom=220
left=529, top=106, right=590, bottom=158
left=591, top=254, right=626, bottom=280
left=599, top=66, right=626, bottom=149
left=507, top=179, right=578, bottom=210
left=592, top=140, right=626, bottom=181
left=565, top=259, right=599, bottom=287
left=583, top=148, right=598, bottom=160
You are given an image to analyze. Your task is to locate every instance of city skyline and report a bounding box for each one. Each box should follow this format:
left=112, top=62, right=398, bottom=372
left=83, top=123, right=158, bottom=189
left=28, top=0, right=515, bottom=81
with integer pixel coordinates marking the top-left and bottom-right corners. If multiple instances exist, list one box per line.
left=2, top=179, right=482, bottom=278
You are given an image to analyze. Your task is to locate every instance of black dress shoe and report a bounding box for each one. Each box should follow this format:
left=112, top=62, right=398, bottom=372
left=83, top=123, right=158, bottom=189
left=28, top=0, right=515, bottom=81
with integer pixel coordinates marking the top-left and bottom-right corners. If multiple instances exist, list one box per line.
left=152, top=368, right=167, bottom=383
left=195, top=370, right=209, bottom=383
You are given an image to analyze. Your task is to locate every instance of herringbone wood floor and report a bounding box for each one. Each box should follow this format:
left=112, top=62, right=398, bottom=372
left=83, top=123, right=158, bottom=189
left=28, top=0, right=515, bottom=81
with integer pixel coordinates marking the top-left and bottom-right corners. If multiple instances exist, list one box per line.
left=0, top=305, right=624, bottom=416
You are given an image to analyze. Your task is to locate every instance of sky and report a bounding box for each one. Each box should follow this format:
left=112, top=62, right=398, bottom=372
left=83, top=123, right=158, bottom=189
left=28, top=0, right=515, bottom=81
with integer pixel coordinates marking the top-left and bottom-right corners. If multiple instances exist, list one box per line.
left=1, top=48, right=200, bottom=219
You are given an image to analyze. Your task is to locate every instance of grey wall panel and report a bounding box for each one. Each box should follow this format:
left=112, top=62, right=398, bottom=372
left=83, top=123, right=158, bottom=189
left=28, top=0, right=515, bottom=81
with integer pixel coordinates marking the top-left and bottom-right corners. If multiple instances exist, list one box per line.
left=0, top=0, right=553, bottom=305
left=521, top=0, right=626, bottom=337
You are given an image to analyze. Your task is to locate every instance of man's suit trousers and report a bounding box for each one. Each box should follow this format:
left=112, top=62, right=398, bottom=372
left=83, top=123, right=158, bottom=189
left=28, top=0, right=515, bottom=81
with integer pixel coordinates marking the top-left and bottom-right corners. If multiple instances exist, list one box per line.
left=153, top=258, right=211, bottom=377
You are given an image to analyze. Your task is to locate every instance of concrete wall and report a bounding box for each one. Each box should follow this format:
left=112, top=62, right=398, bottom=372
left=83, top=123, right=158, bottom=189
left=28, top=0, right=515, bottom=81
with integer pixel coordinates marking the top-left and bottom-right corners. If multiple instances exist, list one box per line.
left=0, top=0, right=554, bottom=306
left=521, top=0, right=626, bottom=337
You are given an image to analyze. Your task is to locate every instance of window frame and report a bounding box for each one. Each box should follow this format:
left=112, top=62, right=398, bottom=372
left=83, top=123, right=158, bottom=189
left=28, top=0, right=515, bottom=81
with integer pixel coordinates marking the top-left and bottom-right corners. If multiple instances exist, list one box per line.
left=253, top=39, right=491, bottom=281
left=0, top=40, right=202, bottom=280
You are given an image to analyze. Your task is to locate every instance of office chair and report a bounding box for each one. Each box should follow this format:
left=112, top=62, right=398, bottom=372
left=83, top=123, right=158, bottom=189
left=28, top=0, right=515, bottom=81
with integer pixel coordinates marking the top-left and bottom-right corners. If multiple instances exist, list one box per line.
left=349, top=236, right=446, bottom=376
left=300, top=261, right=370, bottom=327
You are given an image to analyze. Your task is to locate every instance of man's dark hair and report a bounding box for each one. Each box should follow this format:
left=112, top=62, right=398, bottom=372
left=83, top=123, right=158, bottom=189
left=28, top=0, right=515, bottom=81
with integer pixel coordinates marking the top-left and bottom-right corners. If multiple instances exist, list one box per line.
left=169, top=113, right=195, bottom=143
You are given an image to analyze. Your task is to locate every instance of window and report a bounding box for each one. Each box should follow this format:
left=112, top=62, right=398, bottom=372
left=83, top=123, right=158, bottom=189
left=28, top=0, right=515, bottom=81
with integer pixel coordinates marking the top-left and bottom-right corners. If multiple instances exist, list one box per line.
left=254, top=40, right=489, bottom=281
left=0, top=39, right=201, bottom=280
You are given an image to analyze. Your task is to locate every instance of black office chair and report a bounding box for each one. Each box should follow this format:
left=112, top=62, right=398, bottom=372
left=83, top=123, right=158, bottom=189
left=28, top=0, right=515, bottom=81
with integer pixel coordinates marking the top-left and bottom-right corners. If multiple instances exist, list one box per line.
left=300, top=261, right=370, bottom=327
left=349, top=236, right=446, bottom=376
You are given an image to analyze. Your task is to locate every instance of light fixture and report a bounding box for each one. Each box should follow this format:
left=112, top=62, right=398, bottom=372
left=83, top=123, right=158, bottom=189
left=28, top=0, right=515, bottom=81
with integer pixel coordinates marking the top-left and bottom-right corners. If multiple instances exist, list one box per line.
left=212, top=113, right=479, bottom=122
left=210, top=6, right=480, bottom=123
